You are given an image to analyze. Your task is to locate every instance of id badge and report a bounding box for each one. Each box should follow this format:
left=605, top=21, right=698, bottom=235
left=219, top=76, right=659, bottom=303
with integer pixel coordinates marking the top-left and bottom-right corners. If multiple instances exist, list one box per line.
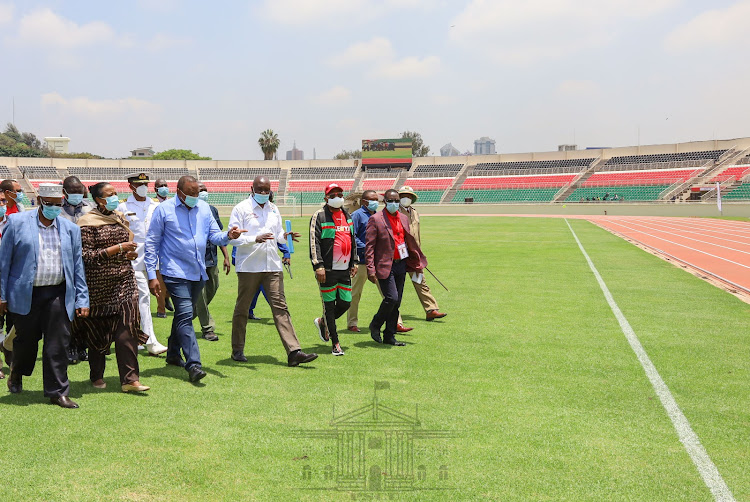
left=397, top=242, right=409, bottom=260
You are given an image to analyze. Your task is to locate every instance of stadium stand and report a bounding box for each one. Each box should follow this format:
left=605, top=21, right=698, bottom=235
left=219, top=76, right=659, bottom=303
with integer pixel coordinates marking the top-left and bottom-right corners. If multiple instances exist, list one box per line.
left=710, top=165, right=750, bottom=183
left=198, top=167, right=281, bottom=180
left=410, top=164, right=463, bottom=178
left=289, top=167, right=356, bottom=179
left=19, top=165, right=59, bottom=179
left=473, top=158, right=594, bottom=176
left=0, top=165, right=11, bottom=178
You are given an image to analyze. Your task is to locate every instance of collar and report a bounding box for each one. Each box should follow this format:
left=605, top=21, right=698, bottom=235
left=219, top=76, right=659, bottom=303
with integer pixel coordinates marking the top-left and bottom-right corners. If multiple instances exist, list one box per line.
left=251, top=197, right=270, bottom=211
left=127, top=194, right=154, bottom=205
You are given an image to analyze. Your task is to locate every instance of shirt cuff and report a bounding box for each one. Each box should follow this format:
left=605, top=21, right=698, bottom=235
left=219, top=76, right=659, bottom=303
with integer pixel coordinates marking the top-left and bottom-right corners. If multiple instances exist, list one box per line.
left=147, top=270, right=157, bottom=280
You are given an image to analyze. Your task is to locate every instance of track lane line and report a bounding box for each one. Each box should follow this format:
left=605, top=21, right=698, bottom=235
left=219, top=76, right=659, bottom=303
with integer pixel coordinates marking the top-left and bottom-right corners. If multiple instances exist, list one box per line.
left=565, top=219, right=735, bottom=502
left=609, top=220, right=750, bottom=256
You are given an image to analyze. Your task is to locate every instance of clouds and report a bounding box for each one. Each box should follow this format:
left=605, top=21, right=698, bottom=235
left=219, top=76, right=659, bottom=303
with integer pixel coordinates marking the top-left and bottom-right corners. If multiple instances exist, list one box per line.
left=313, top=86, right=352, bottom=105
left=260, top=0, right=438, bottom=26
left=0, top=2, right=13, bottom=24
left=665, top=0, right=750, bottom=51
left=450, top=0, right=680, bottom=64
left=15, top=8, right=116, bottom=49
left=41, top=92, right=161, bottom=120
left=329, top=37, right=440, bottom=79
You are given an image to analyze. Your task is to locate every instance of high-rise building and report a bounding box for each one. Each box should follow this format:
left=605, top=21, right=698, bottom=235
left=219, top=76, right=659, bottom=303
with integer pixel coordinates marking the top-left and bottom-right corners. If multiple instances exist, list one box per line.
left=474, top=137, right=496, bottom=155
left=440, top=143, right=461, bottom=156
left=286, top=141, right=304, bottom=160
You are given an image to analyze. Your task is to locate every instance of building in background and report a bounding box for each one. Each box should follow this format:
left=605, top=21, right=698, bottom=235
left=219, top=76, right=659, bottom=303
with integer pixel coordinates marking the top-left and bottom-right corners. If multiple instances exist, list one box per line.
left=474, top=137, right=496, bottom=155
left=130, top=146, right=155, bottom=157
left=286, top=141, right=304, bottom=160
left=558, top=144, right=577, bottom=151
left=440, top=143, right=461, bottom=156
left=45, top=136, right=71, bottom=154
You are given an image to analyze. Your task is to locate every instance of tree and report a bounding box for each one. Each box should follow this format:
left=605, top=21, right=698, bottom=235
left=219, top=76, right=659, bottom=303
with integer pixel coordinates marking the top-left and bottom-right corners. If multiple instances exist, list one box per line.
left=258, top=129, right=280, bottom=160
left=334, top=149, right=361, bottom=160
left=0, top=123, right=48, bottom=157
left=150, top=149, right=211, bottom=160
left=400, top=130, right=430, bottom=157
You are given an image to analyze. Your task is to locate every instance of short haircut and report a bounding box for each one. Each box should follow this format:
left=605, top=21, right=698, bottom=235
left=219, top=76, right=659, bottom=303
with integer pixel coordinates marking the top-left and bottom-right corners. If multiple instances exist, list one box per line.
left=361, top=190, right=377, bottom=200
left=63, top=176, right=84, bottom=193
left=89, top=182, right=111, bottom=200
left=0, top=179, right=17, bottom=192
left=177, top=175, right=197, bottom=191
left=384, top=189, right=399, bottom=199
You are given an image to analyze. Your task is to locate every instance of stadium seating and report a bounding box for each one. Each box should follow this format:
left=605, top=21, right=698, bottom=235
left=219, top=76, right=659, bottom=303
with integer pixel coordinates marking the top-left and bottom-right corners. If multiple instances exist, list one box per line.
left=198, top=168, right=281, bottom=180
left=473, top=158, right=594, bottom=176
left=362, top=178, right=396, bottom=190
left=289, top=167, right=356, bottom=179
left=567, top=185, right=669, bottom=201
left=583, top=168, right=700, bottom=187
left=452, top=188, right=559, bottom=203
left=461, top=174, right=575, bottom=189
left=19, top=166, right=59, bottom=179
left=0, top=165, right=11, bottom=178
left=710, top=165, right=750, bottom=183
left=603, top=150, right=725, bottom=166
left=411, top=164, right=463, bottom=177
left=287, top=180, right=354, bottom=192
left=723, top=183, right=750, bottom=200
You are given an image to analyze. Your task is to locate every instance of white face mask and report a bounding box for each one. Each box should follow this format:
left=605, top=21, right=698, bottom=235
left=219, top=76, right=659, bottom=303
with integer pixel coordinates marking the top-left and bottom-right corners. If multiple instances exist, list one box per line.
left=400, top=197, right=412, bottom=208
left=135, top=185, right=148, bottom=197
left=327, top=196, right=344, bottom=209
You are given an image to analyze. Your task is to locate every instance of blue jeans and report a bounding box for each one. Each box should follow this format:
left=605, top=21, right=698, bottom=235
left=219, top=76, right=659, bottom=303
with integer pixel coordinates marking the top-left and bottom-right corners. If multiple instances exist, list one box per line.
left=162, top=276, right=205, bottom=371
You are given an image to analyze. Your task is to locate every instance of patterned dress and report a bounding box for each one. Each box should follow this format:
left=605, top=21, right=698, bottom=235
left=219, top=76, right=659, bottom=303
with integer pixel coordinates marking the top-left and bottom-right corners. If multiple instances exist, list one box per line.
left=72, top=223, right=147, bottom=353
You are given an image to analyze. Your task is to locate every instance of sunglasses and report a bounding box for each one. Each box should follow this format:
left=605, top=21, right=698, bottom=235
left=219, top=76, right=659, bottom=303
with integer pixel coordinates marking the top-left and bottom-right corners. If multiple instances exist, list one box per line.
left=384, top=198, right=399, bottom=203
left=41, top=200, right=63, bottom=207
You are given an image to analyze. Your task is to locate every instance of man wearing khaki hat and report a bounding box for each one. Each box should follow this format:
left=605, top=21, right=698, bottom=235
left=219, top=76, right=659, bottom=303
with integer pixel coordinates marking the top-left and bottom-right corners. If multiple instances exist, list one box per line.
left=398, top=186, right=447, bottom=322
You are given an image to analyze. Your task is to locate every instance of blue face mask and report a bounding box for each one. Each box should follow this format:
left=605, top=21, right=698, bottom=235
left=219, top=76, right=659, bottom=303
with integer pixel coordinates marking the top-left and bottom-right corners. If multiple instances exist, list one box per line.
left=0, top=205, right=6, bottom=218
left=198, top=191, right=209, bottom=202
left=253, top=192, right=270, bottom=205
left=386, top=202, right=400, bottom=214
left=157, top=186, right=169, bottom=197
left=15, top=191, right=26, bottom=203
left=366, top=200, right=379, bottom=212
left=42, top=204, right=61, bottom=220
left=102, top=195, right=119, bottom=211
left=65, top=192, right=84, bottom=206
left=182, top=193, right=198, bottom=208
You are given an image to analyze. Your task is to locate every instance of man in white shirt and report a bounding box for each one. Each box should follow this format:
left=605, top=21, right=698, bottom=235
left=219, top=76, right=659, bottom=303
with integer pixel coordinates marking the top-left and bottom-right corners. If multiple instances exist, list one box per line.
left=228, top=176, right=317, bottom=367
left=117, top=172, right=167, bottom=356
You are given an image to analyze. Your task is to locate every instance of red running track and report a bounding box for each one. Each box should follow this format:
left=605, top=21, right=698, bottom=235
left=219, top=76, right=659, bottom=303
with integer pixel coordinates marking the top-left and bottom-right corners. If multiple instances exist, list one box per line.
left=589, top=216, right=750, bottom=294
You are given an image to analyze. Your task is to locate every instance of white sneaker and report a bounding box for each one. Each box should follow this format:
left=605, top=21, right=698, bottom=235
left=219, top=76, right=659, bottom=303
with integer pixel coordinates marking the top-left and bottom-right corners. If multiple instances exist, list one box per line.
left=146, top=341, right=168, bottom=356
left=332, top=345, right=345, bottom=356
left=314, top=317, right=329, bottom=342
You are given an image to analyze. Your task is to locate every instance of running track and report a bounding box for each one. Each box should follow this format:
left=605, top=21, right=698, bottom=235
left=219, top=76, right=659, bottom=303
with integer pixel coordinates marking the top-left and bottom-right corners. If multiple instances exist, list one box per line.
left=587, top=216, right=750, bottom=294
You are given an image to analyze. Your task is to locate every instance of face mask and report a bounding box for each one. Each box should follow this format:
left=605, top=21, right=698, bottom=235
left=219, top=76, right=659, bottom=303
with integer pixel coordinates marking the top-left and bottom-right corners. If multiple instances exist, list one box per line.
left=65, top=191, right=84, bottom=206
left=327, top=196, right=344, bottom=209
left=386, top=202, right=399, bottom=214
left=0, top=205, right=6, bottom=218
left=13, top=191, right=26, bottom=203
left=157, top=187, right=169, bottom=197
left=42, top=204, right=61, bottom=220
left=366, top=200, right=379, bottom=212
left=179, top=189, right=198, bottom=208
left=253, top=192, right=270, bottom=205
left=198, top=191, right=209, bottom=202
left=135, top=185, right=148, bottom=198
left=400, top=197, right=412, bottom=208
left=101, top=195, right=119, bottom=211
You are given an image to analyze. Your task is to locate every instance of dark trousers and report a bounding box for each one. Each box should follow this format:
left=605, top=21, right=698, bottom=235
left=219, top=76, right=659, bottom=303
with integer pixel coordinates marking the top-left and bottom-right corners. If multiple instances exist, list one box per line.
left=88, top=317, right=139, bottom=386
left=163, top=276, right=205, bottom=371
left=319, top=269, right=352, bottom=345
left=11, top=283, right=71, bottom=398
left=371, top=260, right=406, bottom=340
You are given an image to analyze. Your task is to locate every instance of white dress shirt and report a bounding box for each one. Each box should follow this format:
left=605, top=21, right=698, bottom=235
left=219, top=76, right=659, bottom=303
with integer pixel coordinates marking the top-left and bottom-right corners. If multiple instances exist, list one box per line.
left=34, top=215, right=64, bottom=287
left=229, top=197, right=287, bottom=273
left=118, top=195, right=158, bottom=271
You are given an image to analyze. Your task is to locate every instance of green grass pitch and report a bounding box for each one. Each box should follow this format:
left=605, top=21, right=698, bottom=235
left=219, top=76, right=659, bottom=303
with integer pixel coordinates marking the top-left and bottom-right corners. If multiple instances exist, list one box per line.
left=2, top=216, right=748, bottom=501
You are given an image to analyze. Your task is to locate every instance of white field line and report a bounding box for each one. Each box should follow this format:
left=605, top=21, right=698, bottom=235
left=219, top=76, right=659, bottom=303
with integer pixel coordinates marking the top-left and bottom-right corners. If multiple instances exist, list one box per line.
left=565, top=219, right=736, bottom=502
left=609, top=220, right=750, bottom=256
left=625, top=218, right=750, bottom=240
left=603, top=221, right=750, bottom=270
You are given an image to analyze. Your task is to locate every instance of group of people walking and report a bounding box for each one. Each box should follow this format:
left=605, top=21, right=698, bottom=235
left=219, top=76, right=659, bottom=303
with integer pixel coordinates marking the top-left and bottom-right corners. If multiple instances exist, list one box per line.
left=0, top=173, right=446, bottom=409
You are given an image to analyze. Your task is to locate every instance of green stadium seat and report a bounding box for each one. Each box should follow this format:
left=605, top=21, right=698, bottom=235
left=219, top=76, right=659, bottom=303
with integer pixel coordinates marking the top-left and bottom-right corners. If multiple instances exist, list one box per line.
left=565, top=185, right=670, bottom=202
left=723, top=182, right=750, bottom=200
left=451, top=188, right=559, bottom=203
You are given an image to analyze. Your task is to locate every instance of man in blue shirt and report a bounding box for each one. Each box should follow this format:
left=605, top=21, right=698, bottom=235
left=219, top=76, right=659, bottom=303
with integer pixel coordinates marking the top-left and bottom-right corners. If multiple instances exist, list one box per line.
left=145, top=176, right=245, bottom=382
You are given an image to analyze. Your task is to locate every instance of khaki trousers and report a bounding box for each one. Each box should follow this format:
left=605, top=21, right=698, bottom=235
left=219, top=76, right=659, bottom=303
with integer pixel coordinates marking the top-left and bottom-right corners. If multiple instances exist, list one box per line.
left=346, top=264, right=369, bottom=328
left=231, top=272, right=301, bottom=355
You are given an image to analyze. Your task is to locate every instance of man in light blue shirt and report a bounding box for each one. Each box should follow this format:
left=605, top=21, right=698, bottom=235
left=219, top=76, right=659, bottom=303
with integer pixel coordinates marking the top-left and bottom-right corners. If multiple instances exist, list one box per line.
left=145, top=176, right=245, bottom=382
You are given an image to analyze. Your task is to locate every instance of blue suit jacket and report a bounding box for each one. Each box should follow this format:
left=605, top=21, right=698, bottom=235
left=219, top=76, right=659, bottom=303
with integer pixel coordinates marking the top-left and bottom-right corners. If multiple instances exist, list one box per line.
left=0, top=210, right=89, bottom=321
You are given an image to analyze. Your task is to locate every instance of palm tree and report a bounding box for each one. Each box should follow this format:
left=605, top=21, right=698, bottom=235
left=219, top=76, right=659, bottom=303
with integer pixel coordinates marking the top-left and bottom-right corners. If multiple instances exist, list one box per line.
left=258, top=129, right=280, bottom=160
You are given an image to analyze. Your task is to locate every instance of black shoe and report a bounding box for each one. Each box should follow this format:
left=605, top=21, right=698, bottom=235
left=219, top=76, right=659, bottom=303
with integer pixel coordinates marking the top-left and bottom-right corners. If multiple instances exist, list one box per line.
left=202, top=332, right=219, bottom=341
left=67, top=347, right=79, bottom=365
left=369, top=323, right=382, bottom=344
left=288, top=350, right=318, bottom=367
left=384, top=337, right=406, bottom=347
left=165, top=356, right=185, bottom=367
left=7, top=369, right=21, bottom=394
left=78, top=349, right=88, bottom=362
left=248, top=313, right=261, bottom=320
left=50, top=395, right=79, bottom=408
left=188, top=365, right=207, bottom=382
left=155, top=312, right=167, bottom=318
left=165, top=298, right=174, bottom=312
left=231, top=351, right=248, bottom=362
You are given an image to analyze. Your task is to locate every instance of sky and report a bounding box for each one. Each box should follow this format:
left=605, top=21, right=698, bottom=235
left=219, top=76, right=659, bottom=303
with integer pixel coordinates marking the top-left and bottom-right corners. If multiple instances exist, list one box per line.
left=0, top=0, right=749, bottom=160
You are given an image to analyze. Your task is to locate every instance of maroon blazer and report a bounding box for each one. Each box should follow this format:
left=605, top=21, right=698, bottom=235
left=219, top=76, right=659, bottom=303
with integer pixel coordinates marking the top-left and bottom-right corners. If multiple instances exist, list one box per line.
left=365, top=209, right=428, bottom=280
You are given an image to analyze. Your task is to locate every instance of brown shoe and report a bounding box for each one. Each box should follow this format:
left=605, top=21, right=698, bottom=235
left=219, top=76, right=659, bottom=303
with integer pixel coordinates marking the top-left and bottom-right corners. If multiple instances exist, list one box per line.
left=426, top=310, right=447, bottom=321
left=288, top=350, right=318, bottom=367
left=396, top=323, right=413, bottom=333
left=347, top=326, right=361, bottom=333
left=50, top=396, right=79, bottom=409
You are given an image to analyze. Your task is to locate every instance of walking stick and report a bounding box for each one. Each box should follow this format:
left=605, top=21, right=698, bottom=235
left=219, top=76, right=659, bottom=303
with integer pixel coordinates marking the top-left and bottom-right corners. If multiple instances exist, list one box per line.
left=425, top=267, right=449, bottom=292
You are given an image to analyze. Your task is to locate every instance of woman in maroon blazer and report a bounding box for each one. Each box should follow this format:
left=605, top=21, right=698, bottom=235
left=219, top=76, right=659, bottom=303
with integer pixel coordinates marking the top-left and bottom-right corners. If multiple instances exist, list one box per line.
left=364, top=189, right=427, bottom=346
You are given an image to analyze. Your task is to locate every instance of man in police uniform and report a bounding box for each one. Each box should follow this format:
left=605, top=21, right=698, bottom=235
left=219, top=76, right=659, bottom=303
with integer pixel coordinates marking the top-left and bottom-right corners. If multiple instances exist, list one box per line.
left=117, top=172, right=168, bottom=356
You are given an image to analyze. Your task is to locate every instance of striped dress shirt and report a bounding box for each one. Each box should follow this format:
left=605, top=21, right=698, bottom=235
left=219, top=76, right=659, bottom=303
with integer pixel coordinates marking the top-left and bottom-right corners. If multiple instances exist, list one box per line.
left=33, top=216, right=64, bottom=287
